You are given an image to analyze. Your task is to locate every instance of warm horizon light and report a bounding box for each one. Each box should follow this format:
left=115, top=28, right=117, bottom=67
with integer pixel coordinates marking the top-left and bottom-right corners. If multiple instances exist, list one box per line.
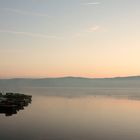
left=0, top=0, right=140, bottom=78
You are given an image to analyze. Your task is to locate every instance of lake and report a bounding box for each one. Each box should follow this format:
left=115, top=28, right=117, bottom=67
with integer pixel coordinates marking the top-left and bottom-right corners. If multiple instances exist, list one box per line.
left=1, top=87, right=140, bottom=140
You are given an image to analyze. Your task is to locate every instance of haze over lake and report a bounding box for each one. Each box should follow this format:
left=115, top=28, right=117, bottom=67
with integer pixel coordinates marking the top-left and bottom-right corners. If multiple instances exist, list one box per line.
left=1, top=78, right=140, bottom=140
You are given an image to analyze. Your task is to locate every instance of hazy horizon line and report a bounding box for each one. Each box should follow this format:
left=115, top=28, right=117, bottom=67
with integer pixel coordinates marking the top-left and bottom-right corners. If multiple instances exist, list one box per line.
left=1, top=75, right=140, bottom=80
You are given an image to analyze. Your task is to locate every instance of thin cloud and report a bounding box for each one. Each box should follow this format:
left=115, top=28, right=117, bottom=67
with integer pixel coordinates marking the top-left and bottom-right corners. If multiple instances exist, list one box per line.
left=1, top=8, right=50, bottom=17
left=75, top=25, right=100, bottom=37
left=82, top=2, right=101, bottom=5
left=87, top=25, right=100, bottom=32
left=0, top=30, right=59, bottom=39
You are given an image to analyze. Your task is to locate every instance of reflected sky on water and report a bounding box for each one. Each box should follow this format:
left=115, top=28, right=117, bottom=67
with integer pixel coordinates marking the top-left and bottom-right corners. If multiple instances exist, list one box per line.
left=1, top=87, right=140, bottom=140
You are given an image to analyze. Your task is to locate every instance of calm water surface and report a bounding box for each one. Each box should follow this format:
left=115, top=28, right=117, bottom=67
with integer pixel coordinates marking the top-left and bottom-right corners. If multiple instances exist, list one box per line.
left=1, top=87, right=140, bottom=140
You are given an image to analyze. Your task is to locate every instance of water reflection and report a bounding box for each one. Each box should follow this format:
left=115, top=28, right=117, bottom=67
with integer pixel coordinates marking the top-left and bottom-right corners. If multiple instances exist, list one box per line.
left=1, top=87, right=140, bottom=140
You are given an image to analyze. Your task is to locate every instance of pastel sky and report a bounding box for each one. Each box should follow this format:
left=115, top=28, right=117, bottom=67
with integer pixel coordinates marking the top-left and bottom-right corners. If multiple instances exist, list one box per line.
left=0, top=0, right=140, bottom=78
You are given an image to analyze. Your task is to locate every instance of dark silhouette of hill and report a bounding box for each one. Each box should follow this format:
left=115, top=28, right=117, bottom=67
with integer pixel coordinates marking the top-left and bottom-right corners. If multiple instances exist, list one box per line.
left=0, top=76, right=140, bottom=88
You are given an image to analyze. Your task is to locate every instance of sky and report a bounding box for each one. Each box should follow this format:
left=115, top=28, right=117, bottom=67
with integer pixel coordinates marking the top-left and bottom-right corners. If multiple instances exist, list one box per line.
left=0, top=0, right=140, bottom=78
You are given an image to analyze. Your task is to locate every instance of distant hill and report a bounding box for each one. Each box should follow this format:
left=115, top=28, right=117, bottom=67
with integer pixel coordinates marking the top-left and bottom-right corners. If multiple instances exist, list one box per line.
left=0, top=76, right=140, bottom=88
